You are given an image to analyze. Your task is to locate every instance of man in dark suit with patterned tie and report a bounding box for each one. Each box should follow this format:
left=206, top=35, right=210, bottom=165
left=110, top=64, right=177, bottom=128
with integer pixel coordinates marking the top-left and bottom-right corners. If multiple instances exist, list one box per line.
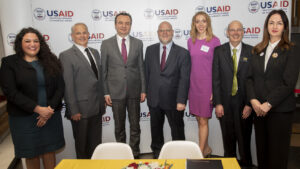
left=212, top=20, right=253, bottom=167
left=145, top=21, right=191, bottom=158
left=60, top=23, right=105, bottom=159
left=101, top=12, right=146, bottom=158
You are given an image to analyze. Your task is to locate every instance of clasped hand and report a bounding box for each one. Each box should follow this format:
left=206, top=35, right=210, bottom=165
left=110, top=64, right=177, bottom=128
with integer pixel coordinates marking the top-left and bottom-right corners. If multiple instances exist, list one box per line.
left=34, top=105, right=54, bottom=127
left=250, top=99, right=271, bottom=117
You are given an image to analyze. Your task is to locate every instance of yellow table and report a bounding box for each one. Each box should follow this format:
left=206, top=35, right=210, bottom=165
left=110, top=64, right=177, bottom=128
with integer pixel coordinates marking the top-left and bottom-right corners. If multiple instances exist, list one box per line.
left=55, top=158, right=240, bottom=169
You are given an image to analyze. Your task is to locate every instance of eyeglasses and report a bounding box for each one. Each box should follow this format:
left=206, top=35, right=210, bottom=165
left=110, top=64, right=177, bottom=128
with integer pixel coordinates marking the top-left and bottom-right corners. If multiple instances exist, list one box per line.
left=158, top=29, right=172, bottom=33
left=228, top=29, right=243, bottom=33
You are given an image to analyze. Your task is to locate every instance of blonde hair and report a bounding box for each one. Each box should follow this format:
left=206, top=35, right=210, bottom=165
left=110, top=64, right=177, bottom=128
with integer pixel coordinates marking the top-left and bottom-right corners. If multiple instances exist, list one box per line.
left=190, top=11, right=214, bottom=43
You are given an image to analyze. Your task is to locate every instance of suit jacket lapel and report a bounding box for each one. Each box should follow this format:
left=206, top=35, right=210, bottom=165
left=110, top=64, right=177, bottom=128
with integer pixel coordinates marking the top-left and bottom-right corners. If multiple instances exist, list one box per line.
left=72, top=45, right=95, bottom=76
left=224, top=43, right=233, bottom=72
left=163, top=43, right=177, bottom=71
left=265, top=47, right=281, bottom=74
left=237, top=43, right=246, bottom=73
left=112, top=35, right=124, bottom=63
left=90, top=48, right=101, bottom=75
left=259, top=48, right=267, bottom=75
left=127, top=36, right=134, bottom=64
left=155, top=43, right=161, bottom=71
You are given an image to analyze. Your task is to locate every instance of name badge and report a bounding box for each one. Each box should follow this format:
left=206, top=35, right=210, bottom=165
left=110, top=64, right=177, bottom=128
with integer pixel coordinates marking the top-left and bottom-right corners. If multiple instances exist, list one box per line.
left=200, top=45, right=210, bottom=52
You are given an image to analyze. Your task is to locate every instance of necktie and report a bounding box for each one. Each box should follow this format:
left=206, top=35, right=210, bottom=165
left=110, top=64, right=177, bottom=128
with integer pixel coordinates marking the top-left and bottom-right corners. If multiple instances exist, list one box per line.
left=232, top=48, right=237, bottom=96
left=160, top=46, right=166, bottom=71
left=85, top=48, right=98, bottom=79
left=122, top=38, right=127, bottom=64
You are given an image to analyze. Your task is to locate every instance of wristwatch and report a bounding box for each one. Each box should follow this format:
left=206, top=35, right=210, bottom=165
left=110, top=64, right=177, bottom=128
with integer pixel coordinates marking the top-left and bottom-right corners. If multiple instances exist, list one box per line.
left=266, top=102, right=272, bottom=108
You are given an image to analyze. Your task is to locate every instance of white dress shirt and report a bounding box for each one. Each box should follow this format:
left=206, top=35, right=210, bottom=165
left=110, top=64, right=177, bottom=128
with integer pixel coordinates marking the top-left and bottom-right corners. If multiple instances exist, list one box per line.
left=230, top=42, right=242, bottom=67
left=116, top=34, right=130, bottom=56
left=264, top=40, right=280, bottom=71
left=74, top=44, right=98, bottom=69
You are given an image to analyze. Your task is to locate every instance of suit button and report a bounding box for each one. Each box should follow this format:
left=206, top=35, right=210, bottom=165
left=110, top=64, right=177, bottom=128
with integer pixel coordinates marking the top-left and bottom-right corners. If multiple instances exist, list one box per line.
left=125, top=66, right=127, bottom=68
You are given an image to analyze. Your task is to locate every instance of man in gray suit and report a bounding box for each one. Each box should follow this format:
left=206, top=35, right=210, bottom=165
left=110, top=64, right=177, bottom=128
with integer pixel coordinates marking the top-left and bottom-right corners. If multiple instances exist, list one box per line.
left=145, top=21, right=191, bottom=158
left=60, top=23, right=105, bottom=159
left=101, top=12, right=146, bottom=158
left=212, top=20, right=253, bottom=167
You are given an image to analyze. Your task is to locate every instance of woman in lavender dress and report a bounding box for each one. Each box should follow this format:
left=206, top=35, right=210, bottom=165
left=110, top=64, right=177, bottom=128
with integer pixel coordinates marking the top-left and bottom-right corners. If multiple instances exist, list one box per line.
left=188, top=11, right=220, bottom=157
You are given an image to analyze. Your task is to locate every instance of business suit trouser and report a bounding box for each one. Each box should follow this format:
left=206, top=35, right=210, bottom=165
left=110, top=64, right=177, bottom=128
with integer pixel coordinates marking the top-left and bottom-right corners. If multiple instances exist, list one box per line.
left=254, top=111, right=293, bottom=169
left=219, top=94, right=253, bottom=166
left=111, top=98, right=141, bottom=157
left=149, top=106, right=185, bottom=159
left=71, top=114, right=102, bottom=159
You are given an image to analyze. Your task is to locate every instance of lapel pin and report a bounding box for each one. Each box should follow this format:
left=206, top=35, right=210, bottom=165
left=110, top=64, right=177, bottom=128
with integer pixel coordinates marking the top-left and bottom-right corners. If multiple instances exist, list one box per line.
left=272, top=52, right=278, bottom=58
left=260, top=52, right=264, bottom=56
left=243, top=57, right=248, bottom=62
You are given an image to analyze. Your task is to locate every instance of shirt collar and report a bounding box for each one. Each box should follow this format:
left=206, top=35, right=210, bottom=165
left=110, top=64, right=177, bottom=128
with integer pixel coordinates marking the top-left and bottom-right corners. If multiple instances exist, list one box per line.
left=268, top=39, right=280, bottom=49
left=160, top=41, right=173, bottom=49
left=116, top=34, right=129, bottom=41
left=229, top=42, right=242, bottom=52
left=74, top=43, right=88, bottom=52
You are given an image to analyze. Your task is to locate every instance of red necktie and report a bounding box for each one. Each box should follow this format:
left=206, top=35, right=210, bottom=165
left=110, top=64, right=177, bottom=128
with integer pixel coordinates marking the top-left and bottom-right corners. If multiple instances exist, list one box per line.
left=122, top=38, right=127, bottom=64
left=160, top=46, right=166, bottom=71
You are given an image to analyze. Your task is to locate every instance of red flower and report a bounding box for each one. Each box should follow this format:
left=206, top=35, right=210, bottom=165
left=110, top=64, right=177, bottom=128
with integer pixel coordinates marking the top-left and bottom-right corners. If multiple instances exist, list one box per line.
left=128, top=162, right=138, bottom=169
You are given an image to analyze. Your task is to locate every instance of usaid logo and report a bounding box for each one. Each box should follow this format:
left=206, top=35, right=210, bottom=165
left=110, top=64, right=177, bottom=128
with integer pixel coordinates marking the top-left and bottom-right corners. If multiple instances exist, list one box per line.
left=185, top=112, right=197, bottom=121
left=33, top=8, right=46, bottom=20
left=146, top=8, right=179, bottom=20
left=131, top=31, right=156, bottom=42
left=261, top=0, right=289, bottom=9
left=174, top=29, right=182, bottom=39
left=248, top=1, right=260, bottom=13
left=102, top=115, right=111, bottom=126
left=140, top=112, right=150, bottom=121
left=195, top=5, right=231, bottom=17
left=144, top=8, right=154, bottom=19
left=195, top=6, right=205, bottom=12
left=99, top=10, right=126, bottom=21
left=33, top=8, right=74, bottom=22
left=91, top=9, right=102, bottom=21
left=68, top=33, right=105, bottom=44
left=243, top=26, right=261, bottom=39
left=43, top=34, right=50, bottom=41
left=7, top=33, right=16, bottom=46
left=249, top=0, right=289, bottom=14
left=88, top=33, right=105, bottom=44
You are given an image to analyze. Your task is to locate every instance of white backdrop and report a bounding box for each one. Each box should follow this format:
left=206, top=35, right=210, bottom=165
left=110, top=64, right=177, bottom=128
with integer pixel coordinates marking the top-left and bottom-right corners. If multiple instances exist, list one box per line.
left=0, top=0, right=292, bottom=166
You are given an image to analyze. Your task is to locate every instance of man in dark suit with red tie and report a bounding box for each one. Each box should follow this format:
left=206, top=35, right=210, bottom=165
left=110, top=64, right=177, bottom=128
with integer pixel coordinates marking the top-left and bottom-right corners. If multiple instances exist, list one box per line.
left=145, top=21, right=191, bottom=159
left=212, top=20, right=253, bottom=167
left=101, top=12, right=146, bottom=158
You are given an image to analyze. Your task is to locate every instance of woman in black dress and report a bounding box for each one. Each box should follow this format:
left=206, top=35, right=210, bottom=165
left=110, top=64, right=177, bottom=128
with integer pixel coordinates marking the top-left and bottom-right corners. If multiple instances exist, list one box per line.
left=247, top=10, right=300, bottom=169
left=0, top=27, right=65, bottom=169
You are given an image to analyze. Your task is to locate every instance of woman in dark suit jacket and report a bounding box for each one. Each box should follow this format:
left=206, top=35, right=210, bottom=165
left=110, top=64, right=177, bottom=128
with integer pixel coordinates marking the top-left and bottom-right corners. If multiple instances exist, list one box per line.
left=247, top=10, right=300, bottom=169
left=0, top=27, right=65, bottom=169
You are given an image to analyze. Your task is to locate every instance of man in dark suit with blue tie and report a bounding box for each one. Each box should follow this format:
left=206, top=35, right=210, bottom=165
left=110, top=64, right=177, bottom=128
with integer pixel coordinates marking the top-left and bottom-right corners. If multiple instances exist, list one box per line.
left=145, top=21, right=191, bottom=158
left=212, top=20, right=253, bottom=167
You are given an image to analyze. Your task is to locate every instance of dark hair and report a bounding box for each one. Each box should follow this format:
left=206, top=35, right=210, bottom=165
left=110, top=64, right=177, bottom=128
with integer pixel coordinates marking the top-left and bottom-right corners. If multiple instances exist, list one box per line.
left=115, top=12, right=132, bottom=25
left=253, top=9, right=293, bottom=54
left=14, top=27, right=62, bottom=76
